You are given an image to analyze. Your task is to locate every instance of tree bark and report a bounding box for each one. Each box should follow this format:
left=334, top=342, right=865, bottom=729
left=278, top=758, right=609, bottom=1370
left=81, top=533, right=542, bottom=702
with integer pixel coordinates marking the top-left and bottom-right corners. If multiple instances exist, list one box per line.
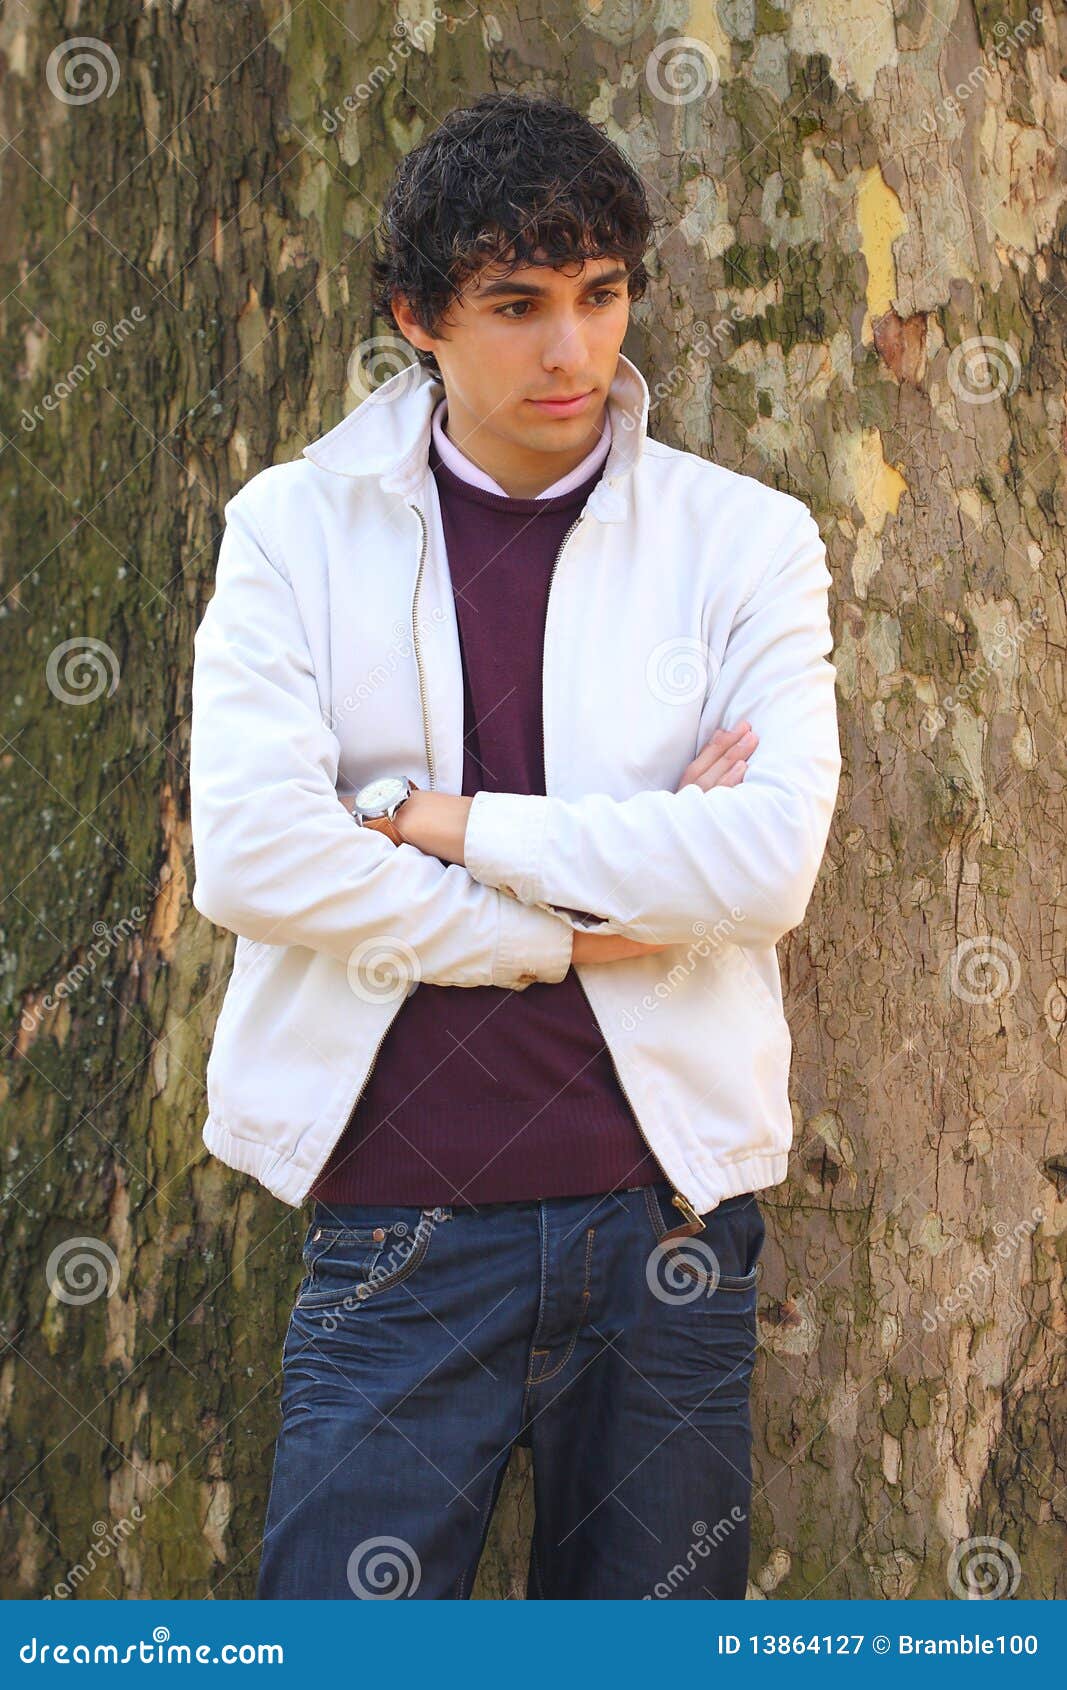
left=0, top=0, right=1063, bottom=1599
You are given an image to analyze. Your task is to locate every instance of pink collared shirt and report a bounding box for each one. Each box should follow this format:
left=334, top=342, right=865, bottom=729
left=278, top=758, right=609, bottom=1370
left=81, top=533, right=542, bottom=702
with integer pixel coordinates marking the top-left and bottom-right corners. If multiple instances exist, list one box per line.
left=430, top=396, right=611, bottom=499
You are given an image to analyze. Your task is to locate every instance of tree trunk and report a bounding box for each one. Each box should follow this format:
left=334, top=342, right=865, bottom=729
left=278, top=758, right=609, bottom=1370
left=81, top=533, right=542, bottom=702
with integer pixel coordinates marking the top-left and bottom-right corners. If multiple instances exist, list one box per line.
left=1, top=1, right=1063, bottom=1599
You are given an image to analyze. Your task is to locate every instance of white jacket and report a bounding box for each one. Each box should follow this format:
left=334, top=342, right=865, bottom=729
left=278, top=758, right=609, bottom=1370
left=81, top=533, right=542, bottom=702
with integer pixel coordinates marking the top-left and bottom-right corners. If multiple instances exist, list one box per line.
left=189, top=351, right=841, bottom=1218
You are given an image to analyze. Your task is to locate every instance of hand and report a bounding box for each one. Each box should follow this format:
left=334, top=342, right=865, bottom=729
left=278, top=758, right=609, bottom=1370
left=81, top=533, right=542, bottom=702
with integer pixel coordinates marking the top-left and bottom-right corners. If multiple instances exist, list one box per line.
left=571, top=929, right=674, bottom=963
left=676, top=720, right=758, bottom=793
left=339, top=786, right=466, bottom=858
left=572, top=720, right=759, bottom=963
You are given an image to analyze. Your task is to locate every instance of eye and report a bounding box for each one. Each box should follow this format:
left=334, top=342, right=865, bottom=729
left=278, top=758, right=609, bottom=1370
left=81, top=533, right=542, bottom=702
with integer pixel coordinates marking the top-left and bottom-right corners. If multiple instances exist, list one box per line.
left=494, top=289, right=623, bottom=319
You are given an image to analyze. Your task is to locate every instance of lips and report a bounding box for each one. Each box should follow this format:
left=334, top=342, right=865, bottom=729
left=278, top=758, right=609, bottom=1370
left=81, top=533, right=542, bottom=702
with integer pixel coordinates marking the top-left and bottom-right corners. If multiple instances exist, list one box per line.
left=528, top=390, right=594, bottom=413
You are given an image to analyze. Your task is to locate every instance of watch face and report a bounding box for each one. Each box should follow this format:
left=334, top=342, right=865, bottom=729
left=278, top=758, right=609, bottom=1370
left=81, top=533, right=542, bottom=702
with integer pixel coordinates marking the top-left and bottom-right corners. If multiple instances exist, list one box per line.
left=355, top=775, right=408, bottom=817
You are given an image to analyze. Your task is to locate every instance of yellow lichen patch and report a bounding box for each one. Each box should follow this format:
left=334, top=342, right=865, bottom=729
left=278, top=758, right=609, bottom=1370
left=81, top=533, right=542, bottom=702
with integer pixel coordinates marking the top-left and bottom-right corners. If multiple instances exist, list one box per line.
left=16, top=988, right=72, bottom=1056
left=236, top=284, right=269, bottom=386
left=148, top=783, right=188, bottom=965
left=682, top=0, right=733, bottom=70
left=857, top=165, right=906, bottom=334
left=829, top=427, right=907, bottom=596
left=834, top=427, right=907, bottom=532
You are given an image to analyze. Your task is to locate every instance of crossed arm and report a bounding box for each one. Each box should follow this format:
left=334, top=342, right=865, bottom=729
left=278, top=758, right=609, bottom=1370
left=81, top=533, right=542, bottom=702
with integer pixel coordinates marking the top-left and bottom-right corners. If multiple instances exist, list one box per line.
left=355, top=508, right=841, bottom=956
left=191, top=492, right=839, bottom=990
left=342, top=722, right=760, bottom=964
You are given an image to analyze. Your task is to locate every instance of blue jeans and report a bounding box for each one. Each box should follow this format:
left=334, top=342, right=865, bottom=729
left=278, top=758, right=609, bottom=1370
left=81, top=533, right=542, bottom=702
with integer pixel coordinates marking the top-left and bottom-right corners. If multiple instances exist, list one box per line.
left=256, top=1176, right=765, bottom=1599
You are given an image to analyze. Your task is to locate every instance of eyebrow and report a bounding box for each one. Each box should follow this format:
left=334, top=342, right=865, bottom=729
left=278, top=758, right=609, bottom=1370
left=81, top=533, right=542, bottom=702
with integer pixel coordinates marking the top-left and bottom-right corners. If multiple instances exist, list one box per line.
left=474, top=264, right=631, bottom=300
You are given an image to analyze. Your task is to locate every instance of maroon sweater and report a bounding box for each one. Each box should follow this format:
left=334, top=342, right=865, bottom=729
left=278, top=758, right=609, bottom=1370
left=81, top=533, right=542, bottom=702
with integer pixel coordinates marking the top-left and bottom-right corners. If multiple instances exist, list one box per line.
left=308, top=442, right=663, bottom=1207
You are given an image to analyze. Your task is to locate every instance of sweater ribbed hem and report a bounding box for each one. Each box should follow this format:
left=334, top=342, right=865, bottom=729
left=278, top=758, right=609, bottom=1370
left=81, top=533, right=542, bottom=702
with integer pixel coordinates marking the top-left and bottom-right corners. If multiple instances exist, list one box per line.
left=308, top=1100, right=664, bottom=1208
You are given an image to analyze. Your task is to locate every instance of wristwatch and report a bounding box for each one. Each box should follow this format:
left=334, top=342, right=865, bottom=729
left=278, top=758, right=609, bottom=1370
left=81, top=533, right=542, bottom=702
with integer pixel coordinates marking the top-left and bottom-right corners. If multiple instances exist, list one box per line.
left=351, top=775, right=420, bottom=845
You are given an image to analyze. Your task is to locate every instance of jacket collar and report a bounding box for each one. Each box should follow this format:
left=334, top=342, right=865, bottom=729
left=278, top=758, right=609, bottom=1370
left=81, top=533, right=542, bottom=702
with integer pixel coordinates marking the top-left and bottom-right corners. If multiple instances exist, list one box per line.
left=300, top=349, right=651, bottom=524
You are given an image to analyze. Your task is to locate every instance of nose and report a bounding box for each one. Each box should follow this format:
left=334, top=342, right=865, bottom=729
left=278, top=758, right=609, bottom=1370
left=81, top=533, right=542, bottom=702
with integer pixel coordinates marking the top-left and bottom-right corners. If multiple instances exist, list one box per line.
left=540, top=312, right=594, bottom=374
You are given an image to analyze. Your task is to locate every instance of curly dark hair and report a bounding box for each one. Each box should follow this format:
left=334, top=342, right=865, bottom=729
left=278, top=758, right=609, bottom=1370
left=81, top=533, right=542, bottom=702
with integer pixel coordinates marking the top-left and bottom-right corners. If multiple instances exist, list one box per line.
left=369, top=92, right=663, bottom=380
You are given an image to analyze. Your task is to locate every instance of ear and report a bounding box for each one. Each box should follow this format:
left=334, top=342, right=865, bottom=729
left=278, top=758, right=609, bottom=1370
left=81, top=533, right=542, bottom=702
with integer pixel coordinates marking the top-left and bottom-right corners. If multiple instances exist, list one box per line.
left=391, top=293, right=435, bottom=355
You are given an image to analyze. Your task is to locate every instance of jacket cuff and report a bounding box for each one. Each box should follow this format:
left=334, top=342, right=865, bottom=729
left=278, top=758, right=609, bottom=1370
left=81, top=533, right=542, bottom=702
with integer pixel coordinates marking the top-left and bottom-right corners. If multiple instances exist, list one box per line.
left=465, top=790, right=617, bottom=937
left=494, top=888, right=573, bottom=987
left=464, top=789, right=549, bottom=902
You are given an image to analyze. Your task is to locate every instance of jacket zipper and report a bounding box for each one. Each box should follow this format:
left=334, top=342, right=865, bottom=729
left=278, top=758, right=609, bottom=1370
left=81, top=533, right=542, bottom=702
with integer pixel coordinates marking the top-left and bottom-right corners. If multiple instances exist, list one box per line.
left=308, top=1009, right=399, bottom=1193
left=540, top=511, right=705, bottom=1242
left=410, top=504, right=437, bottom=790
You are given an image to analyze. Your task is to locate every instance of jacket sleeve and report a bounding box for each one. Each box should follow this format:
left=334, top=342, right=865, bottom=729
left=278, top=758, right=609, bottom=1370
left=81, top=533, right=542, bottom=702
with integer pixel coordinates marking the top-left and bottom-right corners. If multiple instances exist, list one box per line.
left=189, top=492, right=574, bottom=990
left=462, top=508, right=841, bottom=951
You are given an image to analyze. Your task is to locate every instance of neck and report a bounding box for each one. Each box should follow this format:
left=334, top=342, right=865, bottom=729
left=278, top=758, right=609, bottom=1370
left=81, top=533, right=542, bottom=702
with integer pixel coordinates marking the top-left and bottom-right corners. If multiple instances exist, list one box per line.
left=441, top=396, right=608, bottom=499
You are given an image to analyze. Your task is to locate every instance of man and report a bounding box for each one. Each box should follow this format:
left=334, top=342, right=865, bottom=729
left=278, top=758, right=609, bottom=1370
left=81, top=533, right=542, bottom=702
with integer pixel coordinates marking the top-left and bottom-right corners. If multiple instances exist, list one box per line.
left=189, top=92, right=841, bottom=1599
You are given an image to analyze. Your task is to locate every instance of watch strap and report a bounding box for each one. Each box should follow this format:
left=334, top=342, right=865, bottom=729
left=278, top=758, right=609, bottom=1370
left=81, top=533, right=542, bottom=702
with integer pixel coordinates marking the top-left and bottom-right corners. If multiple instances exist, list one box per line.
left=360, top=777, right=420, bottom=845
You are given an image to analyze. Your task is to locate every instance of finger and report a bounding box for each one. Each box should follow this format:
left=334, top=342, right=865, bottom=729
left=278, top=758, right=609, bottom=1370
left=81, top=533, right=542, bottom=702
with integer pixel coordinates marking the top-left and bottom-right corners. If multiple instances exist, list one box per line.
left=687, top=722, right=756, bottom=779
left=692, top=758, right=746, bottom=793
left=705, top=733, right=756, bottom=781
left=687, top=734, right=757, bottom=789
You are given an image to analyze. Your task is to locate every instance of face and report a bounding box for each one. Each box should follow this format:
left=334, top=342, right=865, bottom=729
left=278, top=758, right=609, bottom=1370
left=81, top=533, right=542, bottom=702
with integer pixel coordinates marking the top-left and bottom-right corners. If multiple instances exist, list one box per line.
left=392, top=247, right=631, bottom=497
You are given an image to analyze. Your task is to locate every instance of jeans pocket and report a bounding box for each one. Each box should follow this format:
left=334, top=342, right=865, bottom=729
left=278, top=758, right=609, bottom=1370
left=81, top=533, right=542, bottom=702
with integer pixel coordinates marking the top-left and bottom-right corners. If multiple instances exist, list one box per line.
left=705, top=1194, right=765, bottom=1290
left=645, top=1187, right=765, bottom=1306
left=295, top=1206, right=448, bottom=1311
